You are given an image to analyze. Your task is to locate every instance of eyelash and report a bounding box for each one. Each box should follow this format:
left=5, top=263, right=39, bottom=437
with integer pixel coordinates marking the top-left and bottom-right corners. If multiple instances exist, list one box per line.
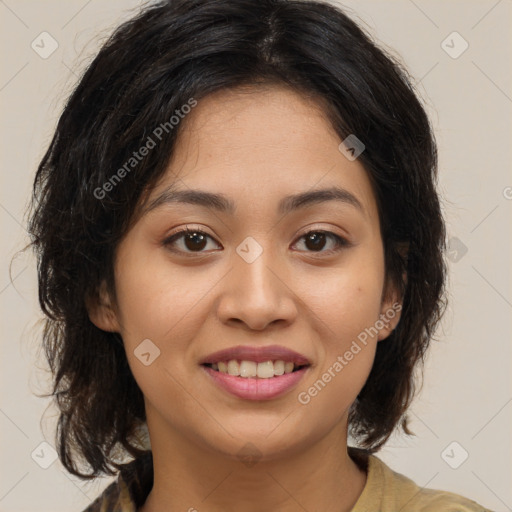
left=162, top=226, right=350, bottom=257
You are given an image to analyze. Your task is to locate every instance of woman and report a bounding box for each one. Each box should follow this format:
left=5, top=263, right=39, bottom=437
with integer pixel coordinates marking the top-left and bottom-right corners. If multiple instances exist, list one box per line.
left=27, top=0, right=494, bottom=510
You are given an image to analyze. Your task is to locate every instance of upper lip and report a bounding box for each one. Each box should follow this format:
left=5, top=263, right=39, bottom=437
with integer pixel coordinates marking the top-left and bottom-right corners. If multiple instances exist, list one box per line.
left=201, top=345, right=311, bottom=366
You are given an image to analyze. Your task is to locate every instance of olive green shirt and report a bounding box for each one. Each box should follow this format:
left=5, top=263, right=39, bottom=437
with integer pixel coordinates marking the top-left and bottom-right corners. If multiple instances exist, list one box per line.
left=349, top=449, right=493, bottom=512
left=82, top=448, right=494, bottom=511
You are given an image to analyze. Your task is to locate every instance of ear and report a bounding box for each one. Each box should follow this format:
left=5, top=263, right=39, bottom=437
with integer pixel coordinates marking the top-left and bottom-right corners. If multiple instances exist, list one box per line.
left=85, top=280, right=121, bottom=332
left=377, top=244, right=408, bottom=341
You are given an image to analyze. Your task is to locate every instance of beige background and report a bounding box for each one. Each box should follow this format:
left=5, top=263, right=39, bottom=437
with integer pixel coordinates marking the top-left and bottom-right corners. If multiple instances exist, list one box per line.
left=1, top=0, right=511, bottom=510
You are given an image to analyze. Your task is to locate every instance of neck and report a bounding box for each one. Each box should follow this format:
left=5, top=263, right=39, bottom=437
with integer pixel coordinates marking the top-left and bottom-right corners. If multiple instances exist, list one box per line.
left=139, top=408, right=367, bottom=512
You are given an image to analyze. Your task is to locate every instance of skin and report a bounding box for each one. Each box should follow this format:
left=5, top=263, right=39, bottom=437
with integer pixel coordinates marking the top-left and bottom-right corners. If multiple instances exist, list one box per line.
left=89, top=84, right=402, bottom=512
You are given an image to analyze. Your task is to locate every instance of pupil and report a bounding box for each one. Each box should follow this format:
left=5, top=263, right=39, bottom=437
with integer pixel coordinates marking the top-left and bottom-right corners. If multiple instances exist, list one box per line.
left=185, top=232, right=206, bottom=251
left=306, top=232, right=325, bottom=251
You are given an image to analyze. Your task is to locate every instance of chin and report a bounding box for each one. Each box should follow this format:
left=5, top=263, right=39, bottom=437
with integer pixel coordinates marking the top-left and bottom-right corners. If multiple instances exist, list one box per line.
left=199, top=420, right=315, bottom=462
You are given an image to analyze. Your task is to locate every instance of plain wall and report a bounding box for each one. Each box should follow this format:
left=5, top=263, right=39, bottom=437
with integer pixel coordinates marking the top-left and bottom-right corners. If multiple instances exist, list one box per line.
left=1, top=1, right=511, bottom=510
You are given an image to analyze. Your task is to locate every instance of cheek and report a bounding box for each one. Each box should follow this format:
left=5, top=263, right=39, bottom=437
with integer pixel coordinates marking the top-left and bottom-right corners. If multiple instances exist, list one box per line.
left=295, top=249, right=384, bottom=399
left=113, top=245, right=207, bottom=341
left=112, top=244, right=222, bottom=401
left=112, top=247, right=207, bottom=407
left=294, top=266, right=383, bottom=423
left=303, top=251, right=385, bottom=341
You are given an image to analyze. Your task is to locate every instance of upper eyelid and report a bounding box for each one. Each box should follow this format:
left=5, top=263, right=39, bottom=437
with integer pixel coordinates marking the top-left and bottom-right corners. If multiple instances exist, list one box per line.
left=165, top=224, right=347, bottom=238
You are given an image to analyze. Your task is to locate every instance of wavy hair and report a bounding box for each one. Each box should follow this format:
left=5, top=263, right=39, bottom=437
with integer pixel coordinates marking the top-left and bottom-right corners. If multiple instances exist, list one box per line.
left=27, top=0, right=447, bottom=478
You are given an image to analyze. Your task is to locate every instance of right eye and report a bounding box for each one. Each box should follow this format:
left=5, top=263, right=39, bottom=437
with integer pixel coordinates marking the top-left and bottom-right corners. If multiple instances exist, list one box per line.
left=162, top=226, right=222, bottom=255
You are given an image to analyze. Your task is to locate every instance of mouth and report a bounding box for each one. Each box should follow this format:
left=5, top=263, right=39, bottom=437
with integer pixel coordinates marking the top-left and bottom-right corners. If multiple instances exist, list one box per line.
left=199, top=345, right=311, bottom=400
left=202, top=360, right=309, bottom=378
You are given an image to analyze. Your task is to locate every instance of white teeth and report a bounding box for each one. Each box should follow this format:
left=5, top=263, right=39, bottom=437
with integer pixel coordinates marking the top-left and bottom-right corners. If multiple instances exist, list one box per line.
left=227, top=359, right=240, bottom=375
left=257, top=361, right=274, bottom=379
left=211, top=359, right=304, bottom=378
left=284, top=362, right=294, bottom=374
left=273, top=360, right=285, bottom=375
left=240, top=360, right=257, bottom=377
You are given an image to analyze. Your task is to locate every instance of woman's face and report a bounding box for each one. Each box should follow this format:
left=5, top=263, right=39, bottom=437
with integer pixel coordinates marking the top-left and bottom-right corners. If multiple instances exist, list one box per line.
left=91, top=85, right=400, bottom=461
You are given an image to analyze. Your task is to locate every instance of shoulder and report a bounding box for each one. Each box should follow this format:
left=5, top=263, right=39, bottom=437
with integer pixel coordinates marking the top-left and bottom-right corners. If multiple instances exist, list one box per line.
left=81, top=478, right=134, bottom=512
left=349, top=448, right=494, bottom=512
left=409, top=487, right=493, bottom=512
left=80, top=451, right=153, bottom=512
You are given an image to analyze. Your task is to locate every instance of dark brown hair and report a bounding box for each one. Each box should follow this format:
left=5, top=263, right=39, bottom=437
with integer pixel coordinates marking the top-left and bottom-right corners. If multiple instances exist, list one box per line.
left=28, top=0, right=447, bottom=479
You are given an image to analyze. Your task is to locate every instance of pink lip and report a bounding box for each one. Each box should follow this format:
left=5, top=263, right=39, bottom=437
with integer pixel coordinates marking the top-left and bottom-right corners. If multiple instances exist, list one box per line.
left=202, top=365, right=309, bottom=401
left=200, top=344, right=310, bottom=366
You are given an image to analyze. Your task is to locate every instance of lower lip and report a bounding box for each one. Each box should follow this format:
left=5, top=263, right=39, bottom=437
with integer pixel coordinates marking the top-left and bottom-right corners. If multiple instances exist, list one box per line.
left=202, top=365, right=309, bottom=400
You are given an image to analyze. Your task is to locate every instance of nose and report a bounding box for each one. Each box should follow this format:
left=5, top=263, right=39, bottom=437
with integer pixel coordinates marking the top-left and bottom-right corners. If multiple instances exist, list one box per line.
left=216, top=241, right=298, bottom=331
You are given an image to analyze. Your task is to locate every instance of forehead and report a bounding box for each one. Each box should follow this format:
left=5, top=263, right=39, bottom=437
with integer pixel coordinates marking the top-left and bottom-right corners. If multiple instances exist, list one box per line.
left=146, top=85, right=378, bottom=221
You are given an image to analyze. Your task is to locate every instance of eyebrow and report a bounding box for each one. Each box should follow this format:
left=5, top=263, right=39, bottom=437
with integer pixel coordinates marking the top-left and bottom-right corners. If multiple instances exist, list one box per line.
left=144, top=185, right=364, bottom=216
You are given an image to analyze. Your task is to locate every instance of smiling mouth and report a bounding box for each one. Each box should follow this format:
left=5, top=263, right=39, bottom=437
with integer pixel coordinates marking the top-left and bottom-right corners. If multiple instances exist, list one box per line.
left=202, top=360, right=309, bottom=379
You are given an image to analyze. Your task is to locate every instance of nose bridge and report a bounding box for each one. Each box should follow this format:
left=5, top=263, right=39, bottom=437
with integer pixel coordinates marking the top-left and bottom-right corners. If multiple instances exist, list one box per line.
left=216, top=234, right=296, bottom=329
left=237, top=234, right=277, bottom=295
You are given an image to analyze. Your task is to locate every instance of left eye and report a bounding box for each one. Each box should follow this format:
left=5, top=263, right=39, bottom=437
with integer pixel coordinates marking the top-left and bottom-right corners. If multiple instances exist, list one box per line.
left=162, top=227, right=348, bottom=255
left=293, top=230, right=348, bottom=254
